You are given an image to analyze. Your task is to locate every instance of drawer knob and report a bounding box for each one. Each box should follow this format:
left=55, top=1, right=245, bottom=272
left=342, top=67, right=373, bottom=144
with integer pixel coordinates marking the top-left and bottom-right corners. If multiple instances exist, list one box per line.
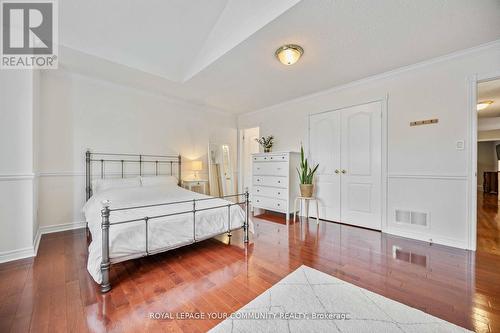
left=278, top=192, right=281, bottom=195
left=277, top=203, right=280, bottom=206
left=278, top=180, right=281, bottom=183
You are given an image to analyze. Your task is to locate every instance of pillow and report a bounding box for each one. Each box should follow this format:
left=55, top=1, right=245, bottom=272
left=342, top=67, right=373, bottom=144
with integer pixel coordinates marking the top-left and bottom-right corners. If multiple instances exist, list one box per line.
left=141, top=175, right=178, bottom=187
left=92, top=176, right=141, bottom=194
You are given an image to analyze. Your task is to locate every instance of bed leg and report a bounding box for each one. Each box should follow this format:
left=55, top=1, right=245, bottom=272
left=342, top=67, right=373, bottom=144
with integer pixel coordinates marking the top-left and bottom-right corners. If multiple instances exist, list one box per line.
left=101, top=200, right=111, bottom=293
left=244, top=191, right=249, bottom=243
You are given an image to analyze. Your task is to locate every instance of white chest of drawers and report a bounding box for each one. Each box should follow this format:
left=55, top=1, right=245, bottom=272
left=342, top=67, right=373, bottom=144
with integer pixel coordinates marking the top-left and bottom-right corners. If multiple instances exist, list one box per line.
left=251, top=152, right=300, bottom=222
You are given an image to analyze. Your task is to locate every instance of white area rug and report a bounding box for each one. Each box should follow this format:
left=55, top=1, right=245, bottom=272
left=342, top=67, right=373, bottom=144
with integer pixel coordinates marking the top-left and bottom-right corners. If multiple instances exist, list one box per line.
left=209, top=265, right=471, bottom=333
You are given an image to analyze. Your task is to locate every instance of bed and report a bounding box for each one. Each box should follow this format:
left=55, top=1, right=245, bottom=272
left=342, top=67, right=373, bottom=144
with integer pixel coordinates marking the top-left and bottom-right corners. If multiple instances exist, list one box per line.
left=84, top=151, right=251, bottom=293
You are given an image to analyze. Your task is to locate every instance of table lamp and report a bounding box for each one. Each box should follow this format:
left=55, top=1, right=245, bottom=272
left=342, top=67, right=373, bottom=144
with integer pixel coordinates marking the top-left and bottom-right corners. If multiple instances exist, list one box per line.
left=192, top=160, right=202, bottom=179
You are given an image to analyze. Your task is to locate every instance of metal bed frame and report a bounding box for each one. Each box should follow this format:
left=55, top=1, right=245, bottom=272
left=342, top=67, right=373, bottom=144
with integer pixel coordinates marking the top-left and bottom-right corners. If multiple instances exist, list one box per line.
left=85, top=151, right=250, bottom=293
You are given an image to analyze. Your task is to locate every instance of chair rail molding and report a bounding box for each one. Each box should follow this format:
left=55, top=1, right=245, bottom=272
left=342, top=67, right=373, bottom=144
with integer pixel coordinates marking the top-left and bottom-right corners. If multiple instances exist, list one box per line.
left=37, top=171, right=85, bottom=177
left=388, top=174, right=468, bottom=180
left=0, top=173, right=35, bottom=181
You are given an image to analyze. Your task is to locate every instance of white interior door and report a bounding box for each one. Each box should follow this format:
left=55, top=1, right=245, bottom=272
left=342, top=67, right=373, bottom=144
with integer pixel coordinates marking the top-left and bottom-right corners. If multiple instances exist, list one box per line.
left=309, top=111, right=341, bottom=221
left=340, top=102, right=382, bottom=230
left=242, top=127, right=260, bottom=192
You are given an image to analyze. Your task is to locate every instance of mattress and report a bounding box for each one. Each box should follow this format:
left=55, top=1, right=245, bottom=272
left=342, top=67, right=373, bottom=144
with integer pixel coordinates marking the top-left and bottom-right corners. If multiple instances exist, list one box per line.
left=83, top=184, right=251, bottom=283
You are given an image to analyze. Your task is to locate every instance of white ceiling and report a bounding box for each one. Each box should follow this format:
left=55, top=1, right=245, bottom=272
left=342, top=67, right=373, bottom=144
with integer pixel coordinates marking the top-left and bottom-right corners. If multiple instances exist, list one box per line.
left=478, top=79, right=500, bottom=118
left=59, top=0, right=500, bottom=114
left=60, top=0, right=300, bottom=82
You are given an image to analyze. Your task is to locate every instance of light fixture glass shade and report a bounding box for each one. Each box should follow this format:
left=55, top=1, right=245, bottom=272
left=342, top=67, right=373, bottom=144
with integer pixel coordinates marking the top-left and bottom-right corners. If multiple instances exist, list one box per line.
left=477, top=100, right=493, bottom=111
left=191, top=160, right=203, bottom=171
left=275, top=44, right=304, bottom=66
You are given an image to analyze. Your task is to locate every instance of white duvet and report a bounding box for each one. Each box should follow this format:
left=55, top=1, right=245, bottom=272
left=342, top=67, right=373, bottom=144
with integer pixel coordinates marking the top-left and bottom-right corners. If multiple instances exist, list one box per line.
left=83, top=185, right=251, bottom=283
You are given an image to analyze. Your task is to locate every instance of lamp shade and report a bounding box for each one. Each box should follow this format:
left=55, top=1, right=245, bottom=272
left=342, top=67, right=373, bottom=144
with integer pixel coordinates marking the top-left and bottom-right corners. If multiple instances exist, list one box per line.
left=191, top=160, right=203, bottom=171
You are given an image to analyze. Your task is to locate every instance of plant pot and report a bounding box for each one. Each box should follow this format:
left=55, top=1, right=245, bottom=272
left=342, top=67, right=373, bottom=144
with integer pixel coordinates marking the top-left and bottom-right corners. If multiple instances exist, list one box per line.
left=300, top=184, right=314, bottom=198
left=264, top=147, right=271, bottom=153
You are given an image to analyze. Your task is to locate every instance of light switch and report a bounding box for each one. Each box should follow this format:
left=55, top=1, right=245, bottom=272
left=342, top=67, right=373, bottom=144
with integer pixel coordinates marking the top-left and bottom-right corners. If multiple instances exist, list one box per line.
left=456, top=140, right=465, bottom=150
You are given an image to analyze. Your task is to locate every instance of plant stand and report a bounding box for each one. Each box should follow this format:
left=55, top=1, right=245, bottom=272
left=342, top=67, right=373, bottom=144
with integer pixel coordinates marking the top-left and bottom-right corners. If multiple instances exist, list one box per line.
left=293, top=196, right=320, bottom=224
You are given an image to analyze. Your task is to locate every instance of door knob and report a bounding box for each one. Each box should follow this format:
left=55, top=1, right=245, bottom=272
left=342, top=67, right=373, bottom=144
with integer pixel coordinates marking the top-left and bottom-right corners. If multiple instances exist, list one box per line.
left=334, top=169, right=340, bottom=174
left=341, top=169, right=346, bottom=174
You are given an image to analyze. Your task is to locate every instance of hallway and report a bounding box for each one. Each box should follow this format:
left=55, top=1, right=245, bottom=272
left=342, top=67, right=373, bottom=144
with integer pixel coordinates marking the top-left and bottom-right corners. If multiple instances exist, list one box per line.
left=477, top=192, right=500, bottom=255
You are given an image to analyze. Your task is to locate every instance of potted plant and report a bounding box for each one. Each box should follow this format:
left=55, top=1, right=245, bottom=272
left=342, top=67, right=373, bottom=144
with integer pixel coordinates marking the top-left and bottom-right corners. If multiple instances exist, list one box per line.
left=297, top=145, right=319, bottom=197
left=255, top=135, right=274, bottom=153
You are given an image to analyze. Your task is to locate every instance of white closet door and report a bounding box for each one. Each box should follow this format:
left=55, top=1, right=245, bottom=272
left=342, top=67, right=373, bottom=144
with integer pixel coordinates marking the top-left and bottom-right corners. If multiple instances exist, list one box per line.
left=309, top=111, right=341, bottom=221
left=340, top=102, right=382, bottom=230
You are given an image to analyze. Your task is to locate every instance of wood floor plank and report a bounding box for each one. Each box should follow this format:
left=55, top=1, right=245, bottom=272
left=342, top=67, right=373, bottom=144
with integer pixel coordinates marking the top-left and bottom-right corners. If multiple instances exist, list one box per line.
left=66, top=280, right=89, bottom=332
left=48, top=287, right=67, bottom=333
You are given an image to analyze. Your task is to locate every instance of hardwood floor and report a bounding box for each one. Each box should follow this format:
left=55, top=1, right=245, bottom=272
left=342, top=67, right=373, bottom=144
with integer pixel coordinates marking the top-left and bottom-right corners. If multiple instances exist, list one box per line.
left=254, top=212, right=289, bottom=225
left=1, top=207, right=500, bottom=332
left=477, top=192, right=500, bottom=256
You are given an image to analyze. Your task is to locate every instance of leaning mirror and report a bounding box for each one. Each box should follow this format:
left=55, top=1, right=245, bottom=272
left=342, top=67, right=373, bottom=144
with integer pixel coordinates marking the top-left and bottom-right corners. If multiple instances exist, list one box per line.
left=208, top=143, right=235, bottom=197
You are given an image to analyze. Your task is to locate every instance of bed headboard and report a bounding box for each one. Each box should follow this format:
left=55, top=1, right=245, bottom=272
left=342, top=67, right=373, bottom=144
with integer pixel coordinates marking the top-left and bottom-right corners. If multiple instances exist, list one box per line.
left=85, top=150, right=181, bottom=201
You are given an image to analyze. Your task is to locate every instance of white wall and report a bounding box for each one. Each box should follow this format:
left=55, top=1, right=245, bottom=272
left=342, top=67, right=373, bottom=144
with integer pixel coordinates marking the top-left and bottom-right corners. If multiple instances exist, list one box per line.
left=478, top=117, right=500, bottom=131
left=478, top=117, right=500, bottom=141
left=238, top=42, right=500, bottom=249
left=37, top=69, right=238, bottom=230
left=0, top=70, right=38, bottom=261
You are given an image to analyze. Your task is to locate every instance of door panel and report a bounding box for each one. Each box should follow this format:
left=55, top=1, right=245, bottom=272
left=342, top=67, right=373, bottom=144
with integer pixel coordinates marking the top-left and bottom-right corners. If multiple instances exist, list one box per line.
left=347, top=183, right=372, bottom=212
left=347, top=112, right=372, bottom=175
left=309, top=111, right=341, bottom=221
left=340, top=102, right=382, bottom=230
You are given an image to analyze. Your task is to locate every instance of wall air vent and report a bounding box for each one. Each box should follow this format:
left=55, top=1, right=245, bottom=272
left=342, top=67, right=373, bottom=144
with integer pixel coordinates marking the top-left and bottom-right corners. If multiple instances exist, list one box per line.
left=395, top=209, right=429, bottom=227
left=411, top=211, right=428, bottom=226
left=395, top=209, right=411, bottom=224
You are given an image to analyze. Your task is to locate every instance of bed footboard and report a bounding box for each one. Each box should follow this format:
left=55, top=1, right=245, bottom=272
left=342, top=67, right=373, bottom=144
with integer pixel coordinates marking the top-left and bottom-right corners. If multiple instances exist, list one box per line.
left=100, top=200, right=111, bottom=293
left=99, top=191, right=250, bottom=293
left=244, top=191, right=249, bottom=243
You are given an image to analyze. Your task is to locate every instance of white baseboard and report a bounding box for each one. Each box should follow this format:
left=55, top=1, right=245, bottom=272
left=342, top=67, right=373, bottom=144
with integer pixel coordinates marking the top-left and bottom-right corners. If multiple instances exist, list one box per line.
left=0, top=246, right=35, bottom=264
left=39, top=221, right=86, bottom=235
left=0, top=221, right=87, bottom=264
left=384, top=227, right=468, bottom=250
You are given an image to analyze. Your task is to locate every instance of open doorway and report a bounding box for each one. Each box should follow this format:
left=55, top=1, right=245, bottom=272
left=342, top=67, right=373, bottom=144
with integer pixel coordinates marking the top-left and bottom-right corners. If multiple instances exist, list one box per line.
left=238, top=127, right=260, bottom=195
left=476, top=78, right=500, bottom=255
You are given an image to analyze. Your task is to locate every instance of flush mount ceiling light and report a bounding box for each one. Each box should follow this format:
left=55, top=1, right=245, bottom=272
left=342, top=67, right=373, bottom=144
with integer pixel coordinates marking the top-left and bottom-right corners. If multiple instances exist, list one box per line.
left=477, top=100, right=494, bottom=111
left=275, top=44, right=304, bottom=66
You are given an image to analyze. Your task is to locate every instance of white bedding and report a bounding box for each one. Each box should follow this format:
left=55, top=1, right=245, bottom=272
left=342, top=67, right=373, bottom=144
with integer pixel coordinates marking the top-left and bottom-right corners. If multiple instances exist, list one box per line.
left=83, top=184, right=252, bottom=283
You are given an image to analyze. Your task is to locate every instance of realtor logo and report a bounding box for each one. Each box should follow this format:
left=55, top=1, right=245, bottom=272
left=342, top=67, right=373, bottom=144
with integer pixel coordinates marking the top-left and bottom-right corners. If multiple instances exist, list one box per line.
left=1, top=0, right=58, bottom=69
